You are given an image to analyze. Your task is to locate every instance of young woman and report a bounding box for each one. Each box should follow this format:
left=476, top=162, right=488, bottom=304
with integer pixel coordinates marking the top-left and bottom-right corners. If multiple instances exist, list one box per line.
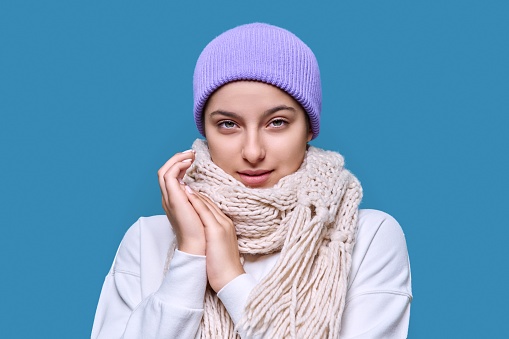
left=92, top=23, right=412, bottom=338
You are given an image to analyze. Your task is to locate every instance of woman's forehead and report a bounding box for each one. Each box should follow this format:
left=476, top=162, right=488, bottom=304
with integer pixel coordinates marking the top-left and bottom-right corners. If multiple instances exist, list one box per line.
left=204, top=81, right=302, bottom=113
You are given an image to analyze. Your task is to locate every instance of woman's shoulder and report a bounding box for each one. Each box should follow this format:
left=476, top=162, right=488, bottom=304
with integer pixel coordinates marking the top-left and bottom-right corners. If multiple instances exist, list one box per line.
left=120, top=215, right=174, bottom=245
left=134, top=215, right=175, bottom=246
left=112, top=215, right=176, bottom=295
left=356, top=209, right=407, bottom=246
left=116, top=215, right=174, bottom=262
left=350, top=209, right=412, bottom=296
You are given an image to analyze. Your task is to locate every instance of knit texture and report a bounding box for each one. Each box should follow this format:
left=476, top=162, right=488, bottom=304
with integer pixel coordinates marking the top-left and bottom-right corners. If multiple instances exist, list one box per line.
left=178, top=139, right=362, bottom=338
left=193, top=23, right=322, bottom=139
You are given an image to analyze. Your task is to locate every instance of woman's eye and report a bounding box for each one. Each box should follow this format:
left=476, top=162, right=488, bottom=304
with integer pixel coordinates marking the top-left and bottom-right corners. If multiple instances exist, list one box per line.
left=269, top=119, right=287, bottom=128
left=218, top=120, right=236, bottom=129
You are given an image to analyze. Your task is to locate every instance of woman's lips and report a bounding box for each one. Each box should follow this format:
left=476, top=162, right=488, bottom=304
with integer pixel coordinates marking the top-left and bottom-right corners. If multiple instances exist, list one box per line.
left=237, top=170, right=273, bottom=187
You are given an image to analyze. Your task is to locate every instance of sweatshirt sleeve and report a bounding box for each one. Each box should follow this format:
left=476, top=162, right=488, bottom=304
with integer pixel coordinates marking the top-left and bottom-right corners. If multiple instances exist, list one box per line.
left=91, top=218, right=207, bottom=339
left=217, top=274, right=270, bottom=339
left=217, top=273, right=257, bottom=325
left=338, top=210, right=412, bottom=339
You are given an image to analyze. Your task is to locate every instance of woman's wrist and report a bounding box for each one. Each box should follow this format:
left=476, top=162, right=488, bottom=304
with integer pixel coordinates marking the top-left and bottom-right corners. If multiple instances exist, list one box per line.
left=209, top=264, right=246, bottom=292
left=178, top=241, right=206, bottom=256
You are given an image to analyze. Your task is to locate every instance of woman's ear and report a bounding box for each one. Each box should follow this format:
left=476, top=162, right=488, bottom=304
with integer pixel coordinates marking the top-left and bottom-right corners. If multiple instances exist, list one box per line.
left=306, top=117, right=313, bottom=142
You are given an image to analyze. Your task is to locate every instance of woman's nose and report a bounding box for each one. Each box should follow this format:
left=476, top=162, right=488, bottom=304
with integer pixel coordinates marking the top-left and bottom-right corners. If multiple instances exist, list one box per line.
left=241, top=133, right=265, bottom=164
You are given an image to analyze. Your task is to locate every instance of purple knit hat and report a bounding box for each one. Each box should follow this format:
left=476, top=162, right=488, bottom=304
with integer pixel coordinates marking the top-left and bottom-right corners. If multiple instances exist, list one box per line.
left=193, top=23, right=322, bottom=139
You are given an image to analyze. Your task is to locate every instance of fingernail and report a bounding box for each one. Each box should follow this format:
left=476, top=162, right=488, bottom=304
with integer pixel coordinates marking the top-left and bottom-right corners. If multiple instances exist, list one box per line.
left=178, top=179, right=184, bottom=185
left=182, top=149, right=193, bottom=153
left=185, top=185, right=194, bottom=194
left=182, top=158, right=192, bottom=163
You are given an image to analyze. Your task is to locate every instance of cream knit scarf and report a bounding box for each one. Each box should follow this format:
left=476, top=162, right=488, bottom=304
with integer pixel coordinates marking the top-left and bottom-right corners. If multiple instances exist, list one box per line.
left=182, top=139, right=362, bottom=338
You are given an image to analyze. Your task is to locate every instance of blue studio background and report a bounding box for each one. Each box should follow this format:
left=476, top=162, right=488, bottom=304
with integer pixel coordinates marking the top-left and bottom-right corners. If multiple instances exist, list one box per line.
left=1, top=1, right=507, bottom=338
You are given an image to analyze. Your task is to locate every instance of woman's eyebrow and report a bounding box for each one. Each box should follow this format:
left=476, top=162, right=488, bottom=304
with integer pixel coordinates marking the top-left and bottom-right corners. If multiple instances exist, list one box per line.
left=264, top=105, right=296, bottom=117
left=209, top=105, right=296, bottom=119
left=209, top=110, right=241, bottom=119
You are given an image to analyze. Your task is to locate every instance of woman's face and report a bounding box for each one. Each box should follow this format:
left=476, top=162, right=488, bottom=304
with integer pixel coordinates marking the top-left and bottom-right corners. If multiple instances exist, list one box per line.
left=203, top=81, right=312, bottom=188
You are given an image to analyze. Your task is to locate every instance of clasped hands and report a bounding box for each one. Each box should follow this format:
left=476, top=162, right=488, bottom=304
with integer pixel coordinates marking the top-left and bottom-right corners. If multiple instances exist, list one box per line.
left=158, top=150, right=245, bottom=293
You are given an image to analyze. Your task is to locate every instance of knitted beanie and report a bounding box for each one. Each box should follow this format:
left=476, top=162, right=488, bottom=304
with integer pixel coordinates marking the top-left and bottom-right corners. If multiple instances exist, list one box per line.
left=193, top=23, right=322, bottom=139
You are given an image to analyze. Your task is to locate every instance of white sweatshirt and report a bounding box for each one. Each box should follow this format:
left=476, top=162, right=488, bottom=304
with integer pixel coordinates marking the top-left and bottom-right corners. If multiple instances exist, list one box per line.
left=92, top=209, right=412, bottom=338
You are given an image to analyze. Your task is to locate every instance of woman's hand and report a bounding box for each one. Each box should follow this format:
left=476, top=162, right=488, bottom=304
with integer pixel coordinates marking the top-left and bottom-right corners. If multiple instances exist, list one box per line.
left=158, top=150, right=206, bottom=255
left=184, top=187, right=246, bottom=293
